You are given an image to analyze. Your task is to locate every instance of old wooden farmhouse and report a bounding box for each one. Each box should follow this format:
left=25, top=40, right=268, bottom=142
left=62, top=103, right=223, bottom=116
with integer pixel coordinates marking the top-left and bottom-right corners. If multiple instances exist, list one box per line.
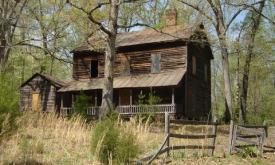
left=20, top=11, right=213, bottom=119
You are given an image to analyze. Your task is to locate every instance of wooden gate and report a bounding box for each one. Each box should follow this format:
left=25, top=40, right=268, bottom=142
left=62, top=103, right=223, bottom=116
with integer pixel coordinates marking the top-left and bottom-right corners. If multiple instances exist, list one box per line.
left=138, top=113, right=218, bottom=164
left=228, top=120, right=268, bottom=155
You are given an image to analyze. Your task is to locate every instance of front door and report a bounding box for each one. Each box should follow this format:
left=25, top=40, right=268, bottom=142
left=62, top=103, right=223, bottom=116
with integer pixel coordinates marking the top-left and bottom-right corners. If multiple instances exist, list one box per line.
left=32, top=93, right=41, bottom=111
left=119, top=89, right=131, bottom=105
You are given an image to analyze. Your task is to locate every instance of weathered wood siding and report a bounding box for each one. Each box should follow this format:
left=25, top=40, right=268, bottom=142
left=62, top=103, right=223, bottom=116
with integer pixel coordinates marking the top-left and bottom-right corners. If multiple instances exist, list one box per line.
left=186, top=43, right=212, bottom=119
left=72, top=42, right=187, bottom=80
left=20, top=75, right=58, bottom=112
left=118, top=44, right=187, bottom=75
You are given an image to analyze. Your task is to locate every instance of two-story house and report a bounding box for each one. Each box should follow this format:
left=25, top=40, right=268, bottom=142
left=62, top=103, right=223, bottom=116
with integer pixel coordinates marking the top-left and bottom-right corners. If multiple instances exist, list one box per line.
left=20, top=11, right=213, bottom=119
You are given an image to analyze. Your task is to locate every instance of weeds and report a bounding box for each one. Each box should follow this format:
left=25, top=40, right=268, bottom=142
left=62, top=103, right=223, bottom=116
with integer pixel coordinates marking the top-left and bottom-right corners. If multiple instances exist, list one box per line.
left=238, top=146, right=260, bottom=158
left=91, top=114, right=140, bottom=164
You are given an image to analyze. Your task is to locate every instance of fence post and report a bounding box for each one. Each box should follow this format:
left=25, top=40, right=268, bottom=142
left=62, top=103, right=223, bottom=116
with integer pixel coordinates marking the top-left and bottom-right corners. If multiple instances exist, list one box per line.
left=210, top=120, right=217, bottom=156
left=165, top=112, right=170, bottom=157
left=228, top=120, right=234, bottom=154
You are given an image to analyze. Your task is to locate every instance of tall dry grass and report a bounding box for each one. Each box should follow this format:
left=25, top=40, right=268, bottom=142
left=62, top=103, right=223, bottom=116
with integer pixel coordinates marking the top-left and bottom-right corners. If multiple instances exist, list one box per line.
left=0, top=112, right=160, bottom=164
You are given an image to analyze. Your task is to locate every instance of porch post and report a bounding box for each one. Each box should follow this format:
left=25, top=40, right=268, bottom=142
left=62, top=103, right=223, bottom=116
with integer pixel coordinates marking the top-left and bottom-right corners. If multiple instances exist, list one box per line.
left=61, top=93, right=64, bottom=108
left=95, top=90, right=98, bottom=107
left=130, top=89, right=132, bottom=105
left=118, top=90, right=121, bottom=105
left=71, top=93, right=74, bottom=107
left=172, top=88, right=175, bottom=105
left=61, top=93, right=64, bottom=116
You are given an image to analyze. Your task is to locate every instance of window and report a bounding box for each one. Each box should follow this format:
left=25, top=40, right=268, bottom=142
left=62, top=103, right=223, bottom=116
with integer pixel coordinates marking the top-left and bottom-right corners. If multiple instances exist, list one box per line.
left=121, top=56, right=130, bottom=76
left=151, top=53, right=161, bottom=73
left=204, top=64, right=208, bottom=82
left=192, top=56, right=196, bottom=75
left=90, top=60, right=98, bottom=78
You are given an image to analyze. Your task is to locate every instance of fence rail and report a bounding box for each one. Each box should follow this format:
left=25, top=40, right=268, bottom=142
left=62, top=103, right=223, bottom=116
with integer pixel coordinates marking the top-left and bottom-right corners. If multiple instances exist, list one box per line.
left=138, top=113, right=218, bottom=164
left=228, top=121, right=268, bottom=155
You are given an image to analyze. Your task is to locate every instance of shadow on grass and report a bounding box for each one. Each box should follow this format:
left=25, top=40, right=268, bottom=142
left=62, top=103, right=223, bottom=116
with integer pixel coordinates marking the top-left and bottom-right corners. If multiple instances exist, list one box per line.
left=8, top=159, right=45, bottom=165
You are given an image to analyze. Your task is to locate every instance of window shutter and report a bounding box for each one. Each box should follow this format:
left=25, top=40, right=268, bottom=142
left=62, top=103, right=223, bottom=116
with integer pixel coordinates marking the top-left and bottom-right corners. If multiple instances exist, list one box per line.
left=151, top=54, right=161, bottom=73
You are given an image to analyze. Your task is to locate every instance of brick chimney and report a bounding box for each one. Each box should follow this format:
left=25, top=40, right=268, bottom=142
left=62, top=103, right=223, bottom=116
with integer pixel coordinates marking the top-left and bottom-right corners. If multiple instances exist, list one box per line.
left=165, top=9, right=177, bottom=26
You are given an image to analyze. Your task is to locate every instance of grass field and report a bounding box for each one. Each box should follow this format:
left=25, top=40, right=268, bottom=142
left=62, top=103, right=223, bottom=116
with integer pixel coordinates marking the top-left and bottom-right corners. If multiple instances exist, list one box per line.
left=0, top=112, right=274, bottom=165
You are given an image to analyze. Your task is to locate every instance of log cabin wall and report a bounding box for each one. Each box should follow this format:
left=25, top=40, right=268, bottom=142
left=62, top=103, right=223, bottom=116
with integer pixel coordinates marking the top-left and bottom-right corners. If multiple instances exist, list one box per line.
left=20, top=75, right=58, bottom=112
left=186, top=43, right=212, bottom=119
left=72, top=42, right=187, bottom=80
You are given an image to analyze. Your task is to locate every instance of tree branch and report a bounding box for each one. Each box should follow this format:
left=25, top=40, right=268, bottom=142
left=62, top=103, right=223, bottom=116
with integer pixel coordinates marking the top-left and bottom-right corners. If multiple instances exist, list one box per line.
left=17, top=43, right=72, bottom=64
left=177, top=0, right=216, bottom=26
left=66, top=0, right=112, bottom=36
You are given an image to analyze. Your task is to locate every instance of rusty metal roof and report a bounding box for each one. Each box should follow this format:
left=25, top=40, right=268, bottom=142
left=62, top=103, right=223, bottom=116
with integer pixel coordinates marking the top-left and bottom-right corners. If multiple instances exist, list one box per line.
left=116, top=25, right=192, bottom=47
left=58, top=68, right=186, bottom=92
left=72, top=25, right=193, bottom=53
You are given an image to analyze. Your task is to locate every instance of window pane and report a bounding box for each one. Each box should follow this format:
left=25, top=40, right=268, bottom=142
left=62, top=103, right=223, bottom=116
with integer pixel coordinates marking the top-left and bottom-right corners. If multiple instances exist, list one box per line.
left=90, top=60, right=98, bottom=78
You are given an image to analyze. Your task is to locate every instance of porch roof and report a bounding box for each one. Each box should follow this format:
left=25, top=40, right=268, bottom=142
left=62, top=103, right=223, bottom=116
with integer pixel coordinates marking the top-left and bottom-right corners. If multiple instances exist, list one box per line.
left=58, top=68, right=185, bottom=92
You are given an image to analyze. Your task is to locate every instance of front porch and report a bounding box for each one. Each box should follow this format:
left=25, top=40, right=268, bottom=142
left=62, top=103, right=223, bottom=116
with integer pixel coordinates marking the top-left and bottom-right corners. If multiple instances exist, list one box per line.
left=59, top=86, right=184, bottom=118
left=60, top=104, right=178, bottom=117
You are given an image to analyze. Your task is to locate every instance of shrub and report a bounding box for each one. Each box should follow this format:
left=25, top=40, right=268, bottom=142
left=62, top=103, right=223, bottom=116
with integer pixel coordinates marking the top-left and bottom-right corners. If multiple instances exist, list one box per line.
left=0, top=72, right=21, bottom=142
left=0, top=106, right=21, bottom=142
left=91, top=114, right=140, bottom=164
left=136, top=90, right=162, bottom=123
left=73, top=91, right=92, bottom=117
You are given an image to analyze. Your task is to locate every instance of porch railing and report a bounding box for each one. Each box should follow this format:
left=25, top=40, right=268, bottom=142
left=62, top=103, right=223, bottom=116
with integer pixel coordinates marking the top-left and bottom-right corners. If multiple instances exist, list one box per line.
left=60, top=107, right=99, bottom=117
left=116, top=104, right=176, bottom=115
left=60, top=104, right=176, bottom=117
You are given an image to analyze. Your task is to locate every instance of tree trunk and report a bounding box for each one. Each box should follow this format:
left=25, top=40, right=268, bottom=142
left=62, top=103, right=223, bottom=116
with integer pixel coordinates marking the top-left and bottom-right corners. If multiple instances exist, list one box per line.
left=100, top=0, right=119, bottom=119
left=239, top=0, right=265, bottom=124
left=0, top=31, right=11, bottom=65
left=218, top=30, right=233, bottom=122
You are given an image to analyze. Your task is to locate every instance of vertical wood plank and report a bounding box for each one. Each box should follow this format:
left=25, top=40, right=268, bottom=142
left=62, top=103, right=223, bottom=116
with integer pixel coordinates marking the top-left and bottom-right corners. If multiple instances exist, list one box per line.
left=172, top=88, right=175, bottom=105
left=228, top=120, right=234, bottom=154
left=130, top=89, right=132, bottom=105
left=165, top=112, right=170, bottom=157
left=72, top=93, right=74, bottom=107
left=210, top=120, right=217, bottom=156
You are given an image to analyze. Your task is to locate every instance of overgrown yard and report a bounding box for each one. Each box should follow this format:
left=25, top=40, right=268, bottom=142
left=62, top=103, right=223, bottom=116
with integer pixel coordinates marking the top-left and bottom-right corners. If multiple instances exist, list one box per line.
left=0, top=112, right=275, bottom=164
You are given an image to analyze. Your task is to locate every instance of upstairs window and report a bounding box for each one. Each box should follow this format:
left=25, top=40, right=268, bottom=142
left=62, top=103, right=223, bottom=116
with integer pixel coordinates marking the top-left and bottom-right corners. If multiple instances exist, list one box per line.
left=192, top=56, right=196, bottom=75
left=151, top=53, right=161, bottom=73
left=90, top=60, right=98, bottom=78
left=121, top=56, right=130, bottom=76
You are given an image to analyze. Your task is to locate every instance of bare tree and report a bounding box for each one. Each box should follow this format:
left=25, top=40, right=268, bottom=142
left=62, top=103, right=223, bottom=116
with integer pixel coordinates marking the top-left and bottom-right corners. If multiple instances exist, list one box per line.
left=178, top=0, right=262, bottom=121
left=0, top=0, right=28, bottom=65
left=239, top=0, right=266, bottom=124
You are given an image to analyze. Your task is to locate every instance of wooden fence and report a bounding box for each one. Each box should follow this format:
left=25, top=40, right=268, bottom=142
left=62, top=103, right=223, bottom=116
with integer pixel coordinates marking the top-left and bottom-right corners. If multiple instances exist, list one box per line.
left=138, top=113, right=218, bottom=164
left=228, top=120, right=268, bottom=155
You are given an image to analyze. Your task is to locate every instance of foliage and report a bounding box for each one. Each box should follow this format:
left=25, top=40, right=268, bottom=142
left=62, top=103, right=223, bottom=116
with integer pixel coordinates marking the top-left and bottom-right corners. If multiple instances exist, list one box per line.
left=91, top=114, right=140, bottom=164
left=0, top=71, right=21, bottom=142
left=238, top=147, right=260, bottom=158
left=136, top=90, right=162, bottom=123
left=73, top=91, right=92, bottom=117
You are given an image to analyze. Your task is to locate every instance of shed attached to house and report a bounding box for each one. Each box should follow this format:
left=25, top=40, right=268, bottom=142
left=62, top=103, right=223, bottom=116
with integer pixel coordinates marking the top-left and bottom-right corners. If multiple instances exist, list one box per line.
left=20, top=73, right=66, bottom=112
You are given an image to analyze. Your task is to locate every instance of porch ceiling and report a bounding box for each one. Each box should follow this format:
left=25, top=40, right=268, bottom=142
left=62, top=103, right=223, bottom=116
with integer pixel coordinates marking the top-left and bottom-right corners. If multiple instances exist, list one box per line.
left=58, top=68, right=186, bottom=92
